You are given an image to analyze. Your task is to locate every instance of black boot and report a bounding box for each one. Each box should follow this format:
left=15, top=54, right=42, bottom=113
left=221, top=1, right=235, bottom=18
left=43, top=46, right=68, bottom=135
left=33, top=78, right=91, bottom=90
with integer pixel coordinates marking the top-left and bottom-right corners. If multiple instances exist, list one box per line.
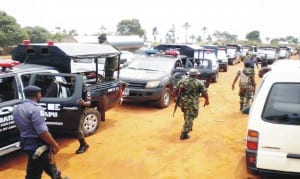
left=75, top=139, right=89, bottom=154
left=240, top=103, right=244, bottom=111
left=180, top=132, right=190, bottom=140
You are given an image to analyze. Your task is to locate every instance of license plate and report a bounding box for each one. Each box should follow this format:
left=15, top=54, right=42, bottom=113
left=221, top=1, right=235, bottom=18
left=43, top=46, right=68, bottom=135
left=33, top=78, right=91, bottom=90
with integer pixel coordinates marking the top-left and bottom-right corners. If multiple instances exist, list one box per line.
left=123, top=88, right=130, bottom=96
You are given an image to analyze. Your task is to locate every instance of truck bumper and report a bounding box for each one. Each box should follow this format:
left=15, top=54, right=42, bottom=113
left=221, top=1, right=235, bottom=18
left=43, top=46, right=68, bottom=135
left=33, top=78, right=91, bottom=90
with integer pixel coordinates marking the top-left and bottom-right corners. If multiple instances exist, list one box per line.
left=123, top=87, right=164, bottom=102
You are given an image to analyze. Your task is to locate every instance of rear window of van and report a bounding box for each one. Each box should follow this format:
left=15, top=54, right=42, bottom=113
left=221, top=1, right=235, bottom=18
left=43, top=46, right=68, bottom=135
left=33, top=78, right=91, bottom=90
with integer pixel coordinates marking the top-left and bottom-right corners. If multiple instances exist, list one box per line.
left=262, top=83, right=300, bottom=124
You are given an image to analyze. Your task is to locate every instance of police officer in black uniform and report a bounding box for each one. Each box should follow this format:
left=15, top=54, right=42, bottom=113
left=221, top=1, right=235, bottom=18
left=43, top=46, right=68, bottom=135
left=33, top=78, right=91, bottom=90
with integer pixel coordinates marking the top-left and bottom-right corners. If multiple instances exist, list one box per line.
left=12, top=85, right=68, bottom=179
left=55, top=77, right=90, bottom=154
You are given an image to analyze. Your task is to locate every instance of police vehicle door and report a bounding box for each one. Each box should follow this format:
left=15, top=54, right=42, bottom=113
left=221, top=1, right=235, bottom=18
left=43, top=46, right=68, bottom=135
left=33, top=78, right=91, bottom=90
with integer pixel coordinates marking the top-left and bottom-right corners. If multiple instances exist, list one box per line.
left=0, top=73, right=22, bottom=156
left=29, top=73, right=83, bottom=134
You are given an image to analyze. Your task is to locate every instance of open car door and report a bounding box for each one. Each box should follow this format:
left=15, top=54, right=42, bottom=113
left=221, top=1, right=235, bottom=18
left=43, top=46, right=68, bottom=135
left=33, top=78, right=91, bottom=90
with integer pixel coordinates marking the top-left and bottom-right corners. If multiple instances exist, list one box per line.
left=28, top=73, right=84, bottom=135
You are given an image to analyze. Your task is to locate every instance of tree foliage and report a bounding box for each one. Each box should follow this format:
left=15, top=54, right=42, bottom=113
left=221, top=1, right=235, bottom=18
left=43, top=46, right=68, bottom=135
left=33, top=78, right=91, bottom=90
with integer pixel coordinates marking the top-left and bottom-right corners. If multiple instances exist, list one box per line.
left=246, top=30, right=261, bottom=42
left=212, top=31, right=238, bottom=42
left=116, top=19, right=145, bottom=37
left=24, top=26, right=50, bottom=43
left=0, top=11, right=28, bottom=47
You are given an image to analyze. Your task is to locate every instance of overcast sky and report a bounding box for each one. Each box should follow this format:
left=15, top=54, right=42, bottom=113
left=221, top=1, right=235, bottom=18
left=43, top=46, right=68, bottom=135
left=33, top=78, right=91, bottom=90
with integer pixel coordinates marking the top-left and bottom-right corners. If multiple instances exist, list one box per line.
left=1, top=0, right=299, bottom=42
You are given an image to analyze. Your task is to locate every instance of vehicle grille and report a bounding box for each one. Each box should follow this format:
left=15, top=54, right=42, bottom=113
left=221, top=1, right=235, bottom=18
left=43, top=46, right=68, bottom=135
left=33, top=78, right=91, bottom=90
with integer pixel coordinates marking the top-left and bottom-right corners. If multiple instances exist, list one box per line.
left=127, top=81, right=146, bottom=88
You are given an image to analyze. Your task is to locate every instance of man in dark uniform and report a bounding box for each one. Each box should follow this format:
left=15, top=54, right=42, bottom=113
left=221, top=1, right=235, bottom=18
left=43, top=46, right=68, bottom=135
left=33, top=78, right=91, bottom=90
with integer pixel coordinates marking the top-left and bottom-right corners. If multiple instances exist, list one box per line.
left=56, top=77, right=90, bottom=154
left=174, top=69, right=209, bottom=140
left=247, top=54, right=259, bottom=69
left=12, top=85, right=67, bottom=179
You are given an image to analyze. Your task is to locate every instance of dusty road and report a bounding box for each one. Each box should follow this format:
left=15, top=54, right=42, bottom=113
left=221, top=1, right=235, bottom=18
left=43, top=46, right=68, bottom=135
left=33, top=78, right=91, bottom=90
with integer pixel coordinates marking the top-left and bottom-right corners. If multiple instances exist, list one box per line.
left=1, top=56, right=297, bottom=179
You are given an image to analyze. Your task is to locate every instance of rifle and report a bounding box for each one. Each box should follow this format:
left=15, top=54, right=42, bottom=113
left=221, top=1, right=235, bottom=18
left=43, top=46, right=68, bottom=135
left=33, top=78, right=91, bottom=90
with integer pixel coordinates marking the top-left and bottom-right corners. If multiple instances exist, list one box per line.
left=173, top=85, right=183, bottom=117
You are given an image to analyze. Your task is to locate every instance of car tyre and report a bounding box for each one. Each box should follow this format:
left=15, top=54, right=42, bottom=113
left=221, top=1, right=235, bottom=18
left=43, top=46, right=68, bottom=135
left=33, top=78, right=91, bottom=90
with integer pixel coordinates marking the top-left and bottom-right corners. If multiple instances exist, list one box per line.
left=224, top=66, right=228, bottom=72
left=212, top=73, right=218, bottom=83
left=156, top=88, right=171, bottom=108
left=80, top=108, right=101, bottom=137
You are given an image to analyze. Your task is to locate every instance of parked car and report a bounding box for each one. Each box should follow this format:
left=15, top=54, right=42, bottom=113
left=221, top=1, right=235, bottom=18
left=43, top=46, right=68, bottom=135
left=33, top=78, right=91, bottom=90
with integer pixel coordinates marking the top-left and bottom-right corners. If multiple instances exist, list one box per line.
left=256, top=46, right=279, bottom=64
left=226, top=44, right=241, bottom=65
left=0, top=42, right=127, bottom=157
left=278, top=46, right=290, bottom=59
left=153, top=44, right=203, bottom=59
left=119, top=54, right=187, bottom=108
left=217, top=46, right=228, bottom=72
left=186, top=48, right=219, bottom=84
left=240, top=46, right=251, bottom=61
left=245, top=61, right=300, bottom=177
left=202, top=45, right=227, bottom=72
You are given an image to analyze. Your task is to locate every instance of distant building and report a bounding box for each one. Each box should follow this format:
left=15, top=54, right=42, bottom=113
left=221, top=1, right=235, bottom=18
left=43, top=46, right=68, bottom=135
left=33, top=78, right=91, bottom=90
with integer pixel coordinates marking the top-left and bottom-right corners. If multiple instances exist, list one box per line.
left=74, top=35, right=144, bottom=52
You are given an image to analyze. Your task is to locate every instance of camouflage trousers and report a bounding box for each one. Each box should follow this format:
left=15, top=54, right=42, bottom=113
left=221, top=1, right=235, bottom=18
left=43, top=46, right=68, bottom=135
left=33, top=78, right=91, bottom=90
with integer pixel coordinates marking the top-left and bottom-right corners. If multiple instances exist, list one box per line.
left=182, top=114, right=194, bottom=133
left=239, top=87, right=253, bottom=110
left=180, top=102, right=199, bottom=133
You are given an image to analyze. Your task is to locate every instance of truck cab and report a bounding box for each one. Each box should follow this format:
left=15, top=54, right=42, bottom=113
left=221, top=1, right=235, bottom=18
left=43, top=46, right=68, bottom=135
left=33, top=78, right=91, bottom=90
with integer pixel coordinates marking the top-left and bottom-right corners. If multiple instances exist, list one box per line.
left=0, top=42, right=127, bottom=157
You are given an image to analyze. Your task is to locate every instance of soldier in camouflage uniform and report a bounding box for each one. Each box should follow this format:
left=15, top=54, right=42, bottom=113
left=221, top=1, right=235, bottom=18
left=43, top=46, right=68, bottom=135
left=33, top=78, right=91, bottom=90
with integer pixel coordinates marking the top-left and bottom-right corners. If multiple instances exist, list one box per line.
left=232, top=61, right=256, bottom=111
left=174, top=69, right=209, bottom=140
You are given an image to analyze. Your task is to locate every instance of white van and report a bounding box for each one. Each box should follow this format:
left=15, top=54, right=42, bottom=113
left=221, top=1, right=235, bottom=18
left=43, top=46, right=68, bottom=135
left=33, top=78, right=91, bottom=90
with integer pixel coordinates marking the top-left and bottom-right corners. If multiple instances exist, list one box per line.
left=246, top=61, right=300, bottom=176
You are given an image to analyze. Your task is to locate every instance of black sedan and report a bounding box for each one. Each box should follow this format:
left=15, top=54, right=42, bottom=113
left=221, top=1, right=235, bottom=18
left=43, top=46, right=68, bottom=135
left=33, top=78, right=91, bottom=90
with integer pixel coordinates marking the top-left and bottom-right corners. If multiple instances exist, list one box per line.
left=119, top=54, right=187, bottom=108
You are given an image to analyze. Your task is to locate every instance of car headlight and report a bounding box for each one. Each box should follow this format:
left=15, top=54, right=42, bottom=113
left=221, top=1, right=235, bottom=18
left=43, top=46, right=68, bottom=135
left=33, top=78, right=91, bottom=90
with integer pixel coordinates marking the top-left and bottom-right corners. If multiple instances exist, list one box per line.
left=145, top=81, right=160, bottom=88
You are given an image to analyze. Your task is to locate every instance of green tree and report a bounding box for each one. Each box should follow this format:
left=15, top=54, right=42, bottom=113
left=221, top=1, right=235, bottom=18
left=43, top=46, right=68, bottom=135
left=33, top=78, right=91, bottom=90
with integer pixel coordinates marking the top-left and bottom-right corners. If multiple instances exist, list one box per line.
left=0, top=11, right=28, bottom=47
left=116, top=19, right=145, bottom=37
left=246, top=30, right=261, bottom=42
left=189, top=34, right=196, bottom=43
left=270, top=38, right=279, bottom=45
left=152, top=26, right=159, bottom=42
left=169, top=24, right=176, bottom=43
left=183, top=22, right=191, bottom=43
left=196, top=35, right=202, bottom=43
left=24, top=26, right=50, bottom=43
left=212, top=30, right=237, bottom=43
left=202, top=26, right=207, bottom=42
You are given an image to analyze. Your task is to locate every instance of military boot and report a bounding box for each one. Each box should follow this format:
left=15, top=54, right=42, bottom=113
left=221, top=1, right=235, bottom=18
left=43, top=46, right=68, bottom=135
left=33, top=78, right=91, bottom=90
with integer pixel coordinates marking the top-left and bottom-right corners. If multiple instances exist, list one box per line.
left=75, top=139, right=89, bottom=154
left=240, top=103, right=244, bottom=111
left=180, top=132, right=190, bottom=140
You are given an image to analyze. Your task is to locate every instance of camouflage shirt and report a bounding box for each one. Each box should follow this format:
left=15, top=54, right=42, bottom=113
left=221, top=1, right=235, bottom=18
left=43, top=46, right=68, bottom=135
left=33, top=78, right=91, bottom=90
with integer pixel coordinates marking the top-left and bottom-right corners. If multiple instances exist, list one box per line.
left=237, top=67, right=255, bottom=89
left=174, top=76, right=207, bottom=115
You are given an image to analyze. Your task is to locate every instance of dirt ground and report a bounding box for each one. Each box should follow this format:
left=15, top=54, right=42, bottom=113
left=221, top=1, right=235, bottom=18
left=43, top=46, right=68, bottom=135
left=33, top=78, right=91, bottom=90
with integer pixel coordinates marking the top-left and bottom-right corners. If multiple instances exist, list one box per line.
left=0, top=56, right=298, bottom=179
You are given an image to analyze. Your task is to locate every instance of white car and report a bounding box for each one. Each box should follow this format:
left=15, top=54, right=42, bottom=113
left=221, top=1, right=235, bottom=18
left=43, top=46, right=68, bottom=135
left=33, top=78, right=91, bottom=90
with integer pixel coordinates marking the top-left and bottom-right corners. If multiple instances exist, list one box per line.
left=245, top=60, right=300, bottom=177
left=217, top=47, right=228, bottom=72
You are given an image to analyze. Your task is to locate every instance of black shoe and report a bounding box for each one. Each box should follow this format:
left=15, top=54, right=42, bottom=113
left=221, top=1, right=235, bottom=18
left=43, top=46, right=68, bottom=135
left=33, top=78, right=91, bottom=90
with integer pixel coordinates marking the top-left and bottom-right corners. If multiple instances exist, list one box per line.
left=75, top=144, right=89, bottom=154
left=180, top=133, right=190, bottom=140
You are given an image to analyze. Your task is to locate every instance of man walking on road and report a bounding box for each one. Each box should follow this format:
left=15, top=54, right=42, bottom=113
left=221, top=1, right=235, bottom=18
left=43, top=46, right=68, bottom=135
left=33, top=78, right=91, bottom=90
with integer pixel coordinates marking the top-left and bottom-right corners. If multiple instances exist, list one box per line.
left=174, top=69, right=209, bottom=140
left=12, top=85, right=68, bottom=179
left=232, top=62, right=256, bottom=111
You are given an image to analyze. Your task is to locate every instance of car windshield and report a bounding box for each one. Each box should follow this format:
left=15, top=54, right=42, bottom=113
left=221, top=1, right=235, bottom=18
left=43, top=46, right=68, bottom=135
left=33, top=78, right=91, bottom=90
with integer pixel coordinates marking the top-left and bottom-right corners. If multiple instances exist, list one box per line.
left=217, top=50, right=227, bottom=59
left=262, top=83, right=300, bottom=125
left=192, top=59, right=212, bottom=69
left=227, top=48, right=236, bottom=55
left=194, top=50, right=216, bottom=60
left=127, top=57, right=174, bottom=72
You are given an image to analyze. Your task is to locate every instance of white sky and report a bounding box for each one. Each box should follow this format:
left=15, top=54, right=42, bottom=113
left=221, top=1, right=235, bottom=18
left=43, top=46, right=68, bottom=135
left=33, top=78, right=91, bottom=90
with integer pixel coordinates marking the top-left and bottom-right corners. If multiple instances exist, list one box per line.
left=1, top=0, right=299, bottom=42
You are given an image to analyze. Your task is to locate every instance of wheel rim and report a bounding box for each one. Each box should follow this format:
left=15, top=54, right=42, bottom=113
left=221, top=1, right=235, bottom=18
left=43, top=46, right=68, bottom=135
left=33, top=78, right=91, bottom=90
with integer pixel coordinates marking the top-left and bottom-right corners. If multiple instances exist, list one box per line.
left=83, top=114, right=98, bottom=133
left=163, top=91, right=170, bottom=106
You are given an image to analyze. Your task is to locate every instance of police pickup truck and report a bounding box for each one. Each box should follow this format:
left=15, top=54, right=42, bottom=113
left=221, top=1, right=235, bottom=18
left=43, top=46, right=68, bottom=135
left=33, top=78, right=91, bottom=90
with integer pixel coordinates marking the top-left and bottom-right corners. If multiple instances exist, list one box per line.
left=0, top=42, right=127, bottom=156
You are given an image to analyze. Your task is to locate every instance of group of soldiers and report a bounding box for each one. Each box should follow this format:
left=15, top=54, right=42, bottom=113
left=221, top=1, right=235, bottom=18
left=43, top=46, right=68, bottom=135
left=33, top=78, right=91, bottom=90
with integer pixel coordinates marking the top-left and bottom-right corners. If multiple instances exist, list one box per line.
left=12, top=57, right=256, bottom=178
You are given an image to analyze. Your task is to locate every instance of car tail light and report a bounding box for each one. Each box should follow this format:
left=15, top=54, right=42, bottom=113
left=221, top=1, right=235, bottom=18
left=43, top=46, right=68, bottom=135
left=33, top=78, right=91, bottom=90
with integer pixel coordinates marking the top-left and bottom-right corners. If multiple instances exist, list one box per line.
left=247, top=130, right=259, bottom=150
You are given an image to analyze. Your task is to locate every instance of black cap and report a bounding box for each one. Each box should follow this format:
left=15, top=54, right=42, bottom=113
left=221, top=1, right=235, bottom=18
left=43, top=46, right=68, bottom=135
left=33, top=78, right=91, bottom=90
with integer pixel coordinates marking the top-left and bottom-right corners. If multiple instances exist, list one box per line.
left=23, top=85, right=41, bottom=96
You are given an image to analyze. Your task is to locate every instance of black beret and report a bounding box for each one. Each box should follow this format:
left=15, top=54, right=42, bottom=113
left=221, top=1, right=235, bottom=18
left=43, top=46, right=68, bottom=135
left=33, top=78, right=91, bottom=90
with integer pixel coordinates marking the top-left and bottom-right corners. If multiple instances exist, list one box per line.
left=23, top=85, right=41, bottom=96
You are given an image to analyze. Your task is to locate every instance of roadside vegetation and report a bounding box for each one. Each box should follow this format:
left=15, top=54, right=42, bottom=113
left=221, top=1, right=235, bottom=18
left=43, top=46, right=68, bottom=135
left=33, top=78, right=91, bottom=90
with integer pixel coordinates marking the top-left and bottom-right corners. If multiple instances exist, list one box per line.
left=0, top=10, right=299, bottom=55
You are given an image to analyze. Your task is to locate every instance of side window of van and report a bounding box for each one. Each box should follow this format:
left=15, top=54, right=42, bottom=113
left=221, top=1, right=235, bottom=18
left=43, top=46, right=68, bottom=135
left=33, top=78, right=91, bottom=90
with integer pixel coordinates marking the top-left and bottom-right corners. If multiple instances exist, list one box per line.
left=263, top=83, right=300, bottom=124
